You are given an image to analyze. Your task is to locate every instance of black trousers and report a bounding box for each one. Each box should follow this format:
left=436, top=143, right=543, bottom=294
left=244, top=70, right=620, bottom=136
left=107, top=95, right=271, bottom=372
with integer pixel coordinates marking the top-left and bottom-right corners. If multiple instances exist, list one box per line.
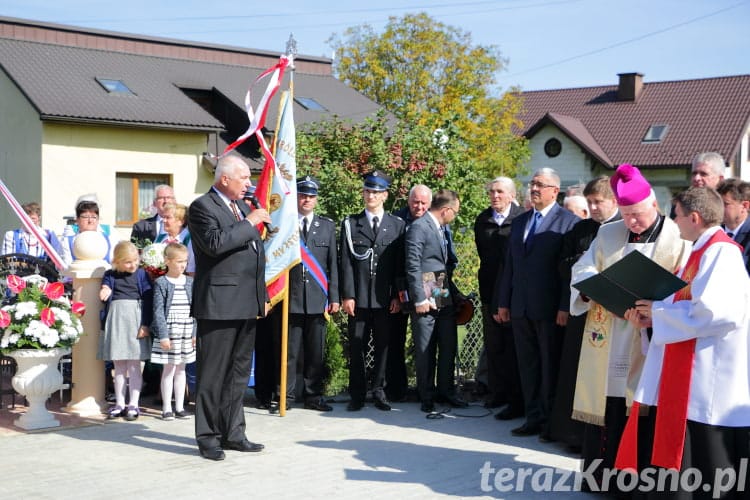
left=480, top=304, right=523, bottom=411
left=288, top=313, right=327, bottom=400
left=633, top=407, right=750, bottom=500
left=385, top=311, right=409, bottom=401
left=511, top=317, right=562, bottom=429
left=194, top=318, right=256, bottom=451
left=348, top=308, right=390, bottom=403
left=411, top=305, right=457, bottom=403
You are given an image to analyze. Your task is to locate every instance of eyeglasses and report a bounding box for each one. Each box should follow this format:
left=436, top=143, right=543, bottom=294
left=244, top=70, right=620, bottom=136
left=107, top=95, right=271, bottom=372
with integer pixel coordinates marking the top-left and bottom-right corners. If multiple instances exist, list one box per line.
left=155, top=196, right=174, bottom=201
left=79, top=215, right=98, bottom=220
left=528, top=181, right=558, bottom=190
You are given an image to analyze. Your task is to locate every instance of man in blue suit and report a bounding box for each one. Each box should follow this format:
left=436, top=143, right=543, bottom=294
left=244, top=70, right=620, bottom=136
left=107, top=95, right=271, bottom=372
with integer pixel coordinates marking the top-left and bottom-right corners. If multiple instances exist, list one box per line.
left=494, top=167, right=579, bottom=438
left=717, top=178, right=750, bottom=275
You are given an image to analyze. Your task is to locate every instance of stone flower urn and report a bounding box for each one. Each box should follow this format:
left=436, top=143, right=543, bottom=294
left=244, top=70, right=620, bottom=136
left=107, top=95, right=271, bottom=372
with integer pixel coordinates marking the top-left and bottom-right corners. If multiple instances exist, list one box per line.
left=7, top=347, right=70, bottom=430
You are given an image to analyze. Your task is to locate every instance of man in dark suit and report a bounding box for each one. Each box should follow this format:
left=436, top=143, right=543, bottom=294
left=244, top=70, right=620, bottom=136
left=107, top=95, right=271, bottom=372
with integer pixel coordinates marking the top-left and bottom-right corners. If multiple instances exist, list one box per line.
left=717, top=178, right=750, bottom=274
left=187, top=154, right=271, bottom=461
left=388, top=184, right=432, bottom=402
left=495, top=167, right=579, bottom=438
left=130, top=184, right=175, bottom=243
left=288, top=176, right=340, bottom=411
left=473, top=177, right=524, bottom=416
left=406, top=189, right=466, bottom=412
left=339, top=170, right=405, bottom=412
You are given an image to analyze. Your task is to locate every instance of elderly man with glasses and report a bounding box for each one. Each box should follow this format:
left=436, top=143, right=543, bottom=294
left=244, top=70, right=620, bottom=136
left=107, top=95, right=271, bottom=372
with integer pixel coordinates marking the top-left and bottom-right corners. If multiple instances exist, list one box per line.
left=131, top=184, right=176, bottom=244
left=494, top=167, right=579, bottom=440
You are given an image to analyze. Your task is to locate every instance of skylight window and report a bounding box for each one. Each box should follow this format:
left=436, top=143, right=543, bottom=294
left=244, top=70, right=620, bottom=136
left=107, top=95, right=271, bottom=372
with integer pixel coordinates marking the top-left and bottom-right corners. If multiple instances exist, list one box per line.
left=294, top=96, right=327, bottom=111
left=96, top=78, right=135, bottom=96
left=642, top=124, right=669, bottom=144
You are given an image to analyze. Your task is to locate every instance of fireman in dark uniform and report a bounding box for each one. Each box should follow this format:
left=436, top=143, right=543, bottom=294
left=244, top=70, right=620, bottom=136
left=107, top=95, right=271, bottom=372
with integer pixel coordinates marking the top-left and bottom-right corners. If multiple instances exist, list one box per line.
left=288, top=176, right=340, bottom=411
left=339, top=170, right=405, bottom=411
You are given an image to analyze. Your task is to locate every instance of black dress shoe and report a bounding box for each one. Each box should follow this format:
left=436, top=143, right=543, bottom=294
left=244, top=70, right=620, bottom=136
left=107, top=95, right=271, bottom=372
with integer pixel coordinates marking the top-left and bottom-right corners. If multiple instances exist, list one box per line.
left=221, top=439, right=264, bottom=452
left=420, top=401, right=435, bottom=413
left=256, top=400, right=272, bottom=410
left=495, top=406, right=524, bottom=420
left=304, top=398, right=333, bottom=412
left=199, top=447, right=225, bottom=461
left=347, top=401, right=364, bottom=411
left=373, top=398, right=391, bottom=411
left=268, top=400, right=291, bottom=414
left=511, top=423, right=542, bottom=436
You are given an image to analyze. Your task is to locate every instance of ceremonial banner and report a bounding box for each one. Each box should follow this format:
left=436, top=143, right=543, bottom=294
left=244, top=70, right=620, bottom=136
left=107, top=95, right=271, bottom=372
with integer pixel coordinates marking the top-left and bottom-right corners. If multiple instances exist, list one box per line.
left=255, top=91, right=300, bottom=305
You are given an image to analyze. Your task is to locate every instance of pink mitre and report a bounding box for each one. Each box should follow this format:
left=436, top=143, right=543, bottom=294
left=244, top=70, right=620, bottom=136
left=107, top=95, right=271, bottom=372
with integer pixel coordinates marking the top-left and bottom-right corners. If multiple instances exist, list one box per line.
left=610, top=164, right=651, bottom=206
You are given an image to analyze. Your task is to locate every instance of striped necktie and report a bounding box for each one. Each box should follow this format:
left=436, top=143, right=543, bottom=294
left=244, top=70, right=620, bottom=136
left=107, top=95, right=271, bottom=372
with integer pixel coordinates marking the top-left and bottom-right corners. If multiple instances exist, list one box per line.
left=230, top=201, right=242, bottom=221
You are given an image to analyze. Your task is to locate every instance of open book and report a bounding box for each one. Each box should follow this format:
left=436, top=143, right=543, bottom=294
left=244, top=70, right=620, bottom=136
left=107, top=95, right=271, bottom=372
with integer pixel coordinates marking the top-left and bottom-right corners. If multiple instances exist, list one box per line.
left=572, top=250, right=687, bottom=318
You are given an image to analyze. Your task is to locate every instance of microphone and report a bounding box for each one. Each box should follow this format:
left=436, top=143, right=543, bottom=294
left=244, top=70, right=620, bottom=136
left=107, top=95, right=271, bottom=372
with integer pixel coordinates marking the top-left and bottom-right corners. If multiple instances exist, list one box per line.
left=244, top=193, right=279, bottom=235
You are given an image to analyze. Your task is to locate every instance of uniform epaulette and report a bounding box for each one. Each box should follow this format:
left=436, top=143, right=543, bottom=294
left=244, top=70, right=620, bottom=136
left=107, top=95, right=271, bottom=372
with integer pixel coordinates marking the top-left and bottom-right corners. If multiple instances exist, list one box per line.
left=391, top=214, right=404, bottom=222
left=318, top=216, right=334, bottom=223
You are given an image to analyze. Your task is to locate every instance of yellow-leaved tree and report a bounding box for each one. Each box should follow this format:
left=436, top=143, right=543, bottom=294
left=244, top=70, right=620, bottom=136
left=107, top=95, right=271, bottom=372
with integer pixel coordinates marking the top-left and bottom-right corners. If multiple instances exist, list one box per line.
left=328, top=12, right=528, bottom=179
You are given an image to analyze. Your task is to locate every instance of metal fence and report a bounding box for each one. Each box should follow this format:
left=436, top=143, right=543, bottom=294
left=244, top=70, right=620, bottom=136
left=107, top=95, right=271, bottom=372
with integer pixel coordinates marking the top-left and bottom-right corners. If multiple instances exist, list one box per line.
left=362, top=293, right=485, bottom=388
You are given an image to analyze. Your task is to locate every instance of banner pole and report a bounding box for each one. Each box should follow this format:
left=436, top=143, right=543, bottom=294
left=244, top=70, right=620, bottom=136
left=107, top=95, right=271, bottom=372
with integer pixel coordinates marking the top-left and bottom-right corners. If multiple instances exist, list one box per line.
left=279, top=273, right=290, bottom=416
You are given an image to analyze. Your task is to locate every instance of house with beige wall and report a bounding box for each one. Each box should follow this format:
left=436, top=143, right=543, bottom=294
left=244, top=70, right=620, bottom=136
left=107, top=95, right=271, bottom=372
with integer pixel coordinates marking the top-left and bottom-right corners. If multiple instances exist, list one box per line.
left=518, top=72, right=750, bottom=210
left=0, top=16, right=383, bottom=242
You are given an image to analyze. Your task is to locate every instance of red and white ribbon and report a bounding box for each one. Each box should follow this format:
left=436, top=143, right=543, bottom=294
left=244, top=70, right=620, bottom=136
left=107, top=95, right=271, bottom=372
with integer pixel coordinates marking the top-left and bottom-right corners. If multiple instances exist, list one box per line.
left=220, top=55, right=290, bottom=157
left=0, top=178, right=66, bottom=271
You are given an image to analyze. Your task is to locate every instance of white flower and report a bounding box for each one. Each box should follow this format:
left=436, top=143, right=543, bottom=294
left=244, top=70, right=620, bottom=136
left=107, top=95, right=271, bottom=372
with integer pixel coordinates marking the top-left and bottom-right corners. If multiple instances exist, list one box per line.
left=14, top=301, right=38, bottom=319
left=0, top=274, right=85, bottom=353
left=51, top=307, right=72, bottom=326
left=141, top=243, right=167, bottom=269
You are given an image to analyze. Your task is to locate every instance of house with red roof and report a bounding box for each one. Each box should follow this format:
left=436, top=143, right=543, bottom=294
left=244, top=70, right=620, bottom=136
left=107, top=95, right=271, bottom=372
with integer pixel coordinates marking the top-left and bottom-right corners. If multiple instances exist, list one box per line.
left=518, top=72, right=750, bottom=208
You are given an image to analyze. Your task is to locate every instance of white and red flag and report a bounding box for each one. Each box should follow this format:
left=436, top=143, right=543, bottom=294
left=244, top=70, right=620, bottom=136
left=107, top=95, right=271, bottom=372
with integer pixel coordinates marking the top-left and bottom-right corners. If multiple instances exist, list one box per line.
left=254, top=90, right=299, bottom=305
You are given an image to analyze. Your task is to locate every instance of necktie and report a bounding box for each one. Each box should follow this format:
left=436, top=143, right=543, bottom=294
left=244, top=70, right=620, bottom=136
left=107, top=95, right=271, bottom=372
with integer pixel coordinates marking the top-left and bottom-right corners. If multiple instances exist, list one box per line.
left=727, top=231, right=735, bottom=239
left=372, top=216, right=379, bottom=236
left=230, top=201, right=242, bottom=221
left=301, top=217, right=308, bottom=241
left=525, top=211, right=541, bottom=249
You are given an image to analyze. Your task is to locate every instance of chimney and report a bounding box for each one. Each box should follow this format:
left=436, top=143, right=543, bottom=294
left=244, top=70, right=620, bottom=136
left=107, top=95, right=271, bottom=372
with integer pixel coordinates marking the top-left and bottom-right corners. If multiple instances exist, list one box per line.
left=617, top=72, right=644, bottom=101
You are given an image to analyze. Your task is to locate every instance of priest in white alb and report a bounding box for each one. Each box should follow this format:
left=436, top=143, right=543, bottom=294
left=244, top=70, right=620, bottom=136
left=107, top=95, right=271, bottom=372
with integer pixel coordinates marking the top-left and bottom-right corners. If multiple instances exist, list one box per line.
left=616, top=186, right=750, bottom=497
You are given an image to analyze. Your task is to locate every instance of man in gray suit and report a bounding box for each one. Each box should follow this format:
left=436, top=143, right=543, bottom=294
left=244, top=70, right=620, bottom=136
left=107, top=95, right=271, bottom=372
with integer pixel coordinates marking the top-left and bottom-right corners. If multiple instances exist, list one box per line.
left=188, top=154, right=271, bottom=461
left=495, top=167, right=579, bottom=438
left=406, top=189, right=467, bottom=412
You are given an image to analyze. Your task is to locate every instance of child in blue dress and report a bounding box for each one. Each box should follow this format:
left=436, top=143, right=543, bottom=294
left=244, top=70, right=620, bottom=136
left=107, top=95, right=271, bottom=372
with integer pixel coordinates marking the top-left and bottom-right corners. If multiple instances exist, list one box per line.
left=99, top=241, right=153, bottom=421
left=151, top=243, right=196, bottom=420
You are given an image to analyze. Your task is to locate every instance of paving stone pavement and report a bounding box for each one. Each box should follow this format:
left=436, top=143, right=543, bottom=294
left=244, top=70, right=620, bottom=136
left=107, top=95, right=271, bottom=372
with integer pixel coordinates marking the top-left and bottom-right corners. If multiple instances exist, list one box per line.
left=1, top=399, right=592, bottom=499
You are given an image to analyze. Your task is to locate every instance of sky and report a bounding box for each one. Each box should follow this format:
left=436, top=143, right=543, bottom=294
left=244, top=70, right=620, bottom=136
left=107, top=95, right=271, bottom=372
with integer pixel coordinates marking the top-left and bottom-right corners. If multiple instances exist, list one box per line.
left=2, top=0, right=748, bottom=91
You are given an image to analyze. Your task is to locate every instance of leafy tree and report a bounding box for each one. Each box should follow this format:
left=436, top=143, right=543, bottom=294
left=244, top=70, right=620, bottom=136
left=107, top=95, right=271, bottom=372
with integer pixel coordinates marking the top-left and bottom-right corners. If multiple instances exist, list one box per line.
left=297, top=110, right=484, bottom=294
left=328, top=12, right=529, bottom=178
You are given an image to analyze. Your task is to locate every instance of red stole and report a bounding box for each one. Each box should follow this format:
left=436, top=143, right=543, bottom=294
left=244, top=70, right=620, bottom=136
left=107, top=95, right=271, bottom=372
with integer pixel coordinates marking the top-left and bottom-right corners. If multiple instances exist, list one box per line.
left=615, top=230, right=740, bottom=470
